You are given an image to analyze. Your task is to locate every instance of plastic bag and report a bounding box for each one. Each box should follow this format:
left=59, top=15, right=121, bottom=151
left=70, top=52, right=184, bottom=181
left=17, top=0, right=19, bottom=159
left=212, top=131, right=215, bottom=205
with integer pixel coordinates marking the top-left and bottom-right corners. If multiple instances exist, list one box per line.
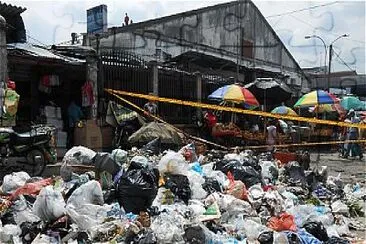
left=67, top=180, right=104, bottom=209
left=158, top=151, right=188, bottom=176
left=187, top=171, right=207, bottom=200
left=117, top=166, right=158, bottom=214
left=164, top=174, right=191, bottom=204
left=183, top=224, right=212, bottom=243
left=10, top=178, right=53, bottom=201
left=258, top=231, right=274, bottom=244
left=225, top=172, right=248, bottom=200
left=65, top=204, right=110, bottom=231
left=1, top=172, right=30, bottom=194
left=33, top=186, right=66, bottom=222
left=0, top=224, right=21, bottom=243
left=131, top=155, right=149, bottom=168
left=12, top=197, right=40, bottom=225
left=94, top=152, right=121, bottom=177
left=260, top=161, right=278, bottom=184
left=303, top=221, right=329, bottom=242
left=267, top=212, right=297, bottom=232
left=110, top=149, right=128, bottom=165
left=63, top=146, right=96, bottom=165
left=150, top=212, right=185, bottom=243
left=215, top=160, right=261, bottom=187
left=331, top=200, right=349, bottom=215
left=202, top=177, right=223, bottom=195
left=141, top=137, right=161, bottom=155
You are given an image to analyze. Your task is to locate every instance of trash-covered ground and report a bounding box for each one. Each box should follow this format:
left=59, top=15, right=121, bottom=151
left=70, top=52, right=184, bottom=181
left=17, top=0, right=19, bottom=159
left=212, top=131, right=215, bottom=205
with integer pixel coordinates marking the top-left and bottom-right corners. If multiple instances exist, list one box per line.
left=0, top=143, right=365, bottom=243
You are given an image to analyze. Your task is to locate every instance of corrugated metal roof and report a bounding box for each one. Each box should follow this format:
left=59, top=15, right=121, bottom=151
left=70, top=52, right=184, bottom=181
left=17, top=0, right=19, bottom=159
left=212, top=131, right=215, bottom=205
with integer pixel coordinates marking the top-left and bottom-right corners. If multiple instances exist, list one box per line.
left=7, top=43, right=85, bottom=64
left=0, top=1, right=26, bottom=16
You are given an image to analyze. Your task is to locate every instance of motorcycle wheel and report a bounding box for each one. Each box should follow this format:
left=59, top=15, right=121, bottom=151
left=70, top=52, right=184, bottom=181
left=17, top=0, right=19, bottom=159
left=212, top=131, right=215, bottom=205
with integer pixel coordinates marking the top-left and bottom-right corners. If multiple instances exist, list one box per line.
left=26, top=149, right=46, bottom=176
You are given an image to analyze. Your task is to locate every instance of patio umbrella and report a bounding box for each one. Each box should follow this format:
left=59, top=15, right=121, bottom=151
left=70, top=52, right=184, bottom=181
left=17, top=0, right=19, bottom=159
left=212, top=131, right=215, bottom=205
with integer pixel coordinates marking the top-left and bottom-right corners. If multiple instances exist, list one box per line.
left=244, top=78, right=293, bottom=108
left=309, top=104, right=345, bottom=114
left=271, top=106, right=298, bottom=116
left=294, top=90, right=338, bottom=107
left=208, top=84, right=259, bottom=108
left=340, top=96, right=363, bottom=110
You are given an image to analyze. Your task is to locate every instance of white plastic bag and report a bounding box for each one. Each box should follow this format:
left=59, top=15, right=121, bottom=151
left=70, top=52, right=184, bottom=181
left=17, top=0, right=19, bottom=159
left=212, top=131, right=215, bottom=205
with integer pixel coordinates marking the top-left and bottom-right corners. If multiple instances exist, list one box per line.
left=331, top=200, right=349, bottom=215
left=0, top=224, right=21, bottom=243
left=13, top=197, right=40, bottom=225
left=1, top=172, right=30, bottom=194
left=66, top=204, right=110, bottom=231
left=187, top=171, right=207, bottom=199
left=158, top=151, right=188, bottom=175
left=67, top=180, right=103, bottom=209
left=110, top=149, right=128, bottom=165
left=63, top=146, right=96, bottom=165
left=32, top=186, right=66, bottom=222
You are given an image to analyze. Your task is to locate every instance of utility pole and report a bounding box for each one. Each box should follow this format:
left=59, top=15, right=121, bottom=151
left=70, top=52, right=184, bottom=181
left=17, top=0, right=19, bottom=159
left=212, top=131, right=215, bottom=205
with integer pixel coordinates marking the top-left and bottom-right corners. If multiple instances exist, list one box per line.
left=0, top=15, right=8, bottom=119
left=327, top=44, right=333, bottom=92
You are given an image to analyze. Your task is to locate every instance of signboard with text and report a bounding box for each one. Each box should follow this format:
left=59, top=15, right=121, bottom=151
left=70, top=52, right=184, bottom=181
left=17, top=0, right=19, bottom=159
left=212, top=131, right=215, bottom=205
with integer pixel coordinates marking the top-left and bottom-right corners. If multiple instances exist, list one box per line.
left=87, top=5, right=107, bottom=34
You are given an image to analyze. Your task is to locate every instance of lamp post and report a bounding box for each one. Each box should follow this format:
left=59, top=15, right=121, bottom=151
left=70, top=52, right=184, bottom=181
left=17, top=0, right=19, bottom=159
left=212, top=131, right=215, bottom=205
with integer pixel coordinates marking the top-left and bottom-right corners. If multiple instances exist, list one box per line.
left=305, top=35, right=327, bottom=79
left=328, top=34, right=349, bottom=91
left=305, top=34, right=349, bottom=91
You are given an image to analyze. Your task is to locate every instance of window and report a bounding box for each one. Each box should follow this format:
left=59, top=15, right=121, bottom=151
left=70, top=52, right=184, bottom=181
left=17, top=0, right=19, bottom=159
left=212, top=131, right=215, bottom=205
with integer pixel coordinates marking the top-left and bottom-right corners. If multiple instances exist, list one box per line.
left=241, top=39, right=254, bottom=59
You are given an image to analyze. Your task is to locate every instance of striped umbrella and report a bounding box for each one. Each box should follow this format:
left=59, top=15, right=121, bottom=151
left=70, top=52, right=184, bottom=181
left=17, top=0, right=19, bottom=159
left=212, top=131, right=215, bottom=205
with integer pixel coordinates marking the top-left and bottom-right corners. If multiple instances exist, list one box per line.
left=294, top=90, right=338, bottom=107
left=271, top=106, right=298, bottom=116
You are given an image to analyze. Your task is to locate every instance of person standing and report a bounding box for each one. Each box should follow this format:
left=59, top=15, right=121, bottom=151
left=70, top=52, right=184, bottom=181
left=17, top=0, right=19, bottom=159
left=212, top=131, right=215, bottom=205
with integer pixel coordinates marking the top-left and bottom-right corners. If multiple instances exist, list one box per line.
left=344, top=109, right=363, bottom=160
left=266, top=119, right=277, bottom=152
left=124, top=13, right=130, bottom=26
left=67, top=100, right=84, bottom=149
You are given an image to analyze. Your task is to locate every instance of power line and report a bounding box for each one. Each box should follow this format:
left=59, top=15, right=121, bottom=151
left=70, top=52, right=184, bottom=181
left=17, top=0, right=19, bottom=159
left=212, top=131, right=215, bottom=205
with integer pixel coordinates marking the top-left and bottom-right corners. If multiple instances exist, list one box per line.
left=332, top=49, right=355, bottom=72
left=265, top=1, right=339, bottom=18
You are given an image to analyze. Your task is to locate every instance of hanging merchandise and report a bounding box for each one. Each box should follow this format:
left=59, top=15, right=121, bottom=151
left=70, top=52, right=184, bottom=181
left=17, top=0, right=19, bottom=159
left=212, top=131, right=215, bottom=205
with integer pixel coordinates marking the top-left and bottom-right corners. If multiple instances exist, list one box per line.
left=7, top=79, right=16, bottom=90
left=38, top=75, right=51, bottom=94
left=3, top=88, right=20, bottom=121
left=82, top=81, right=94, bottom=107
left=49, top=75, right=60, bottom=86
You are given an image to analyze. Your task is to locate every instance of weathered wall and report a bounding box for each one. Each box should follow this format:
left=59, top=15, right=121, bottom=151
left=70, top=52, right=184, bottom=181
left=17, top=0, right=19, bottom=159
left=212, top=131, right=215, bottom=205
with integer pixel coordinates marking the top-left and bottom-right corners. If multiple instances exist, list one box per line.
left=93, top=1, right=306, bottom=89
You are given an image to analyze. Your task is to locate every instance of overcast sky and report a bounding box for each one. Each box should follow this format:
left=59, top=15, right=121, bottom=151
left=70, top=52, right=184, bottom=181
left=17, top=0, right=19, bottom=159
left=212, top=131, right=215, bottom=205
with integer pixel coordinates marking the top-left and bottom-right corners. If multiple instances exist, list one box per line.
left=10, top=0, right=366, bottom=74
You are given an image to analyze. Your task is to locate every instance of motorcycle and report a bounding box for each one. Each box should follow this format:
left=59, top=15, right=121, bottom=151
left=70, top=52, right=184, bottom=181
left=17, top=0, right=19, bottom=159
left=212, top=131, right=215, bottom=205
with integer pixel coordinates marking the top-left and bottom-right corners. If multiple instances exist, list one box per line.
left=113, top=118, right=141, bottom=149
left=0, top=124, right=57, bottom=176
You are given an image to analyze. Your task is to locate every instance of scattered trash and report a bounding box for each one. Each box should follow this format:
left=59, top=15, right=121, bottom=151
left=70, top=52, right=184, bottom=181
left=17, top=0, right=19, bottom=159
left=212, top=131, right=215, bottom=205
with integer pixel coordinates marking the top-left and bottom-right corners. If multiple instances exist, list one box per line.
left=0, top=144, right=363, bottom=243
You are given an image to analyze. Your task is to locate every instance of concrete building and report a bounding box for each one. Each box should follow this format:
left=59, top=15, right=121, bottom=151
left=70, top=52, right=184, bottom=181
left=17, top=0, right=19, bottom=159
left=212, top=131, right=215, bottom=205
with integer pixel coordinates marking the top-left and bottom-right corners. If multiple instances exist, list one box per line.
left=303, top=67, right=366, bottom=99
left=85, top=0, right=310, bottom=94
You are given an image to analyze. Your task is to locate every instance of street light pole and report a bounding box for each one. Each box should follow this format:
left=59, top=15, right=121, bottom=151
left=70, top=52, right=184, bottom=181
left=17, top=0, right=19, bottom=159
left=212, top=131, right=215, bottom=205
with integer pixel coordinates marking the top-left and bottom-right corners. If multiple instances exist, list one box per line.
left=305, top=34, right=348, bottom=91
left=305, top=35, right=327, bottom=81
left=327, top=34, right=349, bottom=91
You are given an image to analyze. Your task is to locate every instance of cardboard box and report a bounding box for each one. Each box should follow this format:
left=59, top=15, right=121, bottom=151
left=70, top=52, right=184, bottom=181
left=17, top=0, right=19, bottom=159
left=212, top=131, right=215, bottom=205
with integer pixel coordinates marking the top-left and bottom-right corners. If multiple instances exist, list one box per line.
left=74, top=120, right=102, bottom=150
left=101, top=126, right=114, bottom=148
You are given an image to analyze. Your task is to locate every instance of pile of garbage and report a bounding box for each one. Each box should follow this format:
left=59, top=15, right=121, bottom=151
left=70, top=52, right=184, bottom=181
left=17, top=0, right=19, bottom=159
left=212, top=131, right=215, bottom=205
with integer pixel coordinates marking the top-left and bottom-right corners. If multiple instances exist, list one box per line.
left=0, top=143, right=365, bottom=243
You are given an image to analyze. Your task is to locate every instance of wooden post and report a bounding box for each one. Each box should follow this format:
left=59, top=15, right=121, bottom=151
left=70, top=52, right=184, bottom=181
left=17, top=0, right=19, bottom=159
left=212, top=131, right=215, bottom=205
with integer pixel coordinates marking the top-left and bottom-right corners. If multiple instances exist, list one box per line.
left=86, top=55, right=98, bottom=119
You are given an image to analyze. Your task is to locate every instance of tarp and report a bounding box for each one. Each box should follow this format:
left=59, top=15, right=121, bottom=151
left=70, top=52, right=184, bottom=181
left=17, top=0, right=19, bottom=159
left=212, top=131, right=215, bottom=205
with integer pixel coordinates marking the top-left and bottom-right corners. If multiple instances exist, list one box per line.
left=128, top=122, right=183, bottom=145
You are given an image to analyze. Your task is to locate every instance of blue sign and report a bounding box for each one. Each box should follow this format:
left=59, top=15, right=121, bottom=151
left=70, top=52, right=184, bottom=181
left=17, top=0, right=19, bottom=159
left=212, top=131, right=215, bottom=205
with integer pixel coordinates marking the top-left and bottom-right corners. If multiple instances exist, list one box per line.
left=87, top=5, right=107, bottom=34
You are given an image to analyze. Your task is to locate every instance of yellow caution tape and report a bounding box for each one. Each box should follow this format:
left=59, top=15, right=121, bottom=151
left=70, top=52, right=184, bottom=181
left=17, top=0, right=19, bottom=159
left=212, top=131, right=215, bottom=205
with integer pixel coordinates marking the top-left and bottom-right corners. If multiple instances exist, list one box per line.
left=231, top=139, right=366, bottom=150
left=106, top=89, right=366, bottom=129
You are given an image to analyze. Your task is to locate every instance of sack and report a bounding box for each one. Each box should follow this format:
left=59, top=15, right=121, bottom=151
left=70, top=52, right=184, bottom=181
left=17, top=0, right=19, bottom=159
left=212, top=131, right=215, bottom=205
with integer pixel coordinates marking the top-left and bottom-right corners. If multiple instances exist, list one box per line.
left=267, top=212, right=297, bottom=232
left=67, top=180, right=104, bottom=209
left=1, top=172, right=30, bottom=194
left=225, top=172, right=248, bottom=200
left=164, top=174, right=191, bottom=204
left=303, top=221, right=329, bottom=242
left=117, top=167, right=158, bottom=214
left=33, top=186, right=66, bottom=222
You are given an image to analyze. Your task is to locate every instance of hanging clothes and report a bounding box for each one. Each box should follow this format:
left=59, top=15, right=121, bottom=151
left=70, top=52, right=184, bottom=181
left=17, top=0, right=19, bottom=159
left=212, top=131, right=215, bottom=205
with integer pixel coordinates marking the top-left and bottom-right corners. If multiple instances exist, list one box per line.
left=82, top=81, right=94, bottom=107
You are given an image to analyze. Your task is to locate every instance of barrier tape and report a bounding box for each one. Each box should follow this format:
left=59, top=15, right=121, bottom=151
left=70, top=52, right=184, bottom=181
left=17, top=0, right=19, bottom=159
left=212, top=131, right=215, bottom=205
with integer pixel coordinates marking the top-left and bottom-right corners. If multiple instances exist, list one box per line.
left=108, top=91, right=229, bottom=150
left=106, top=89, right=366, bottom=129
left=230, top=139, right=366, bottom=150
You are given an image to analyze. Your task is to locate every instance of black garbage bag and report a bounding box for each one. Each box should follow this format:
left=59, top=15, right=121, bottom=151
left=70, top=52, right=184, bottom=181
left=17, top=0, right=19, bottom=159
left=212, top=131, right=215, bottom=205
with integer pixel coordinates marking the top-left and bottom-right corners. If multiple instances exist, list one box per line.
left=213, top=159, right=241, bottom=172
left=117, top=166, right=159, bottom=214
left=223, top=164, right=261, bottom=187
left=242, top=157, right=261, bottom=171
left=20, top=221, right=42, bottom=244
left=165, top=174, right=191, bottom=204
left=325, top=236, right=350, bottom=244
left=202, top=177, right=222, bottom=194
left=286, top=232, right=302, bottom=244
left=303, top=221, right=329, bottom=242
left=141, top=138, right=161, bottom=155
left=183, top=225, right=208, bottom=244
left=205, top=221, right=225, bottom=234
left=257, top=231, right=274, bottom=244
left=285, top=161, right=307, bottom=186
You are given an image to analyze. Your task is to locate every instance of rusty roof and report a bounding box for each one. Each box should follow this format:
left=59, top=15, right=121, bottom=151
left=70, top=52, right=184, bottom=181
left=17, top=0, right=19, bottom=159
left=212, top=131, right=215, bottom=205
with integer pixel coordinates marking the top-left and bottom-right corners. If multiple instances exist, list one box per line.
left=0, top=1, right=26, bottom=16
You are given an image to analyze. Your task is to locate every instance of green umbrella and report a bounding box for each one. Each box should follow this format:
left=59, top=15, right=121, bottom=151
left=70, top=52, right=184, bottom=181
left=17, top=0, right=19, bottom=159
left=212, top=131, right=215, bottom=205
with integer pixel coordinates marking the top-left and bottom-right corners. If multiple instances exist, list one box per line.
left=340, top=96, right=362, bottom=110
